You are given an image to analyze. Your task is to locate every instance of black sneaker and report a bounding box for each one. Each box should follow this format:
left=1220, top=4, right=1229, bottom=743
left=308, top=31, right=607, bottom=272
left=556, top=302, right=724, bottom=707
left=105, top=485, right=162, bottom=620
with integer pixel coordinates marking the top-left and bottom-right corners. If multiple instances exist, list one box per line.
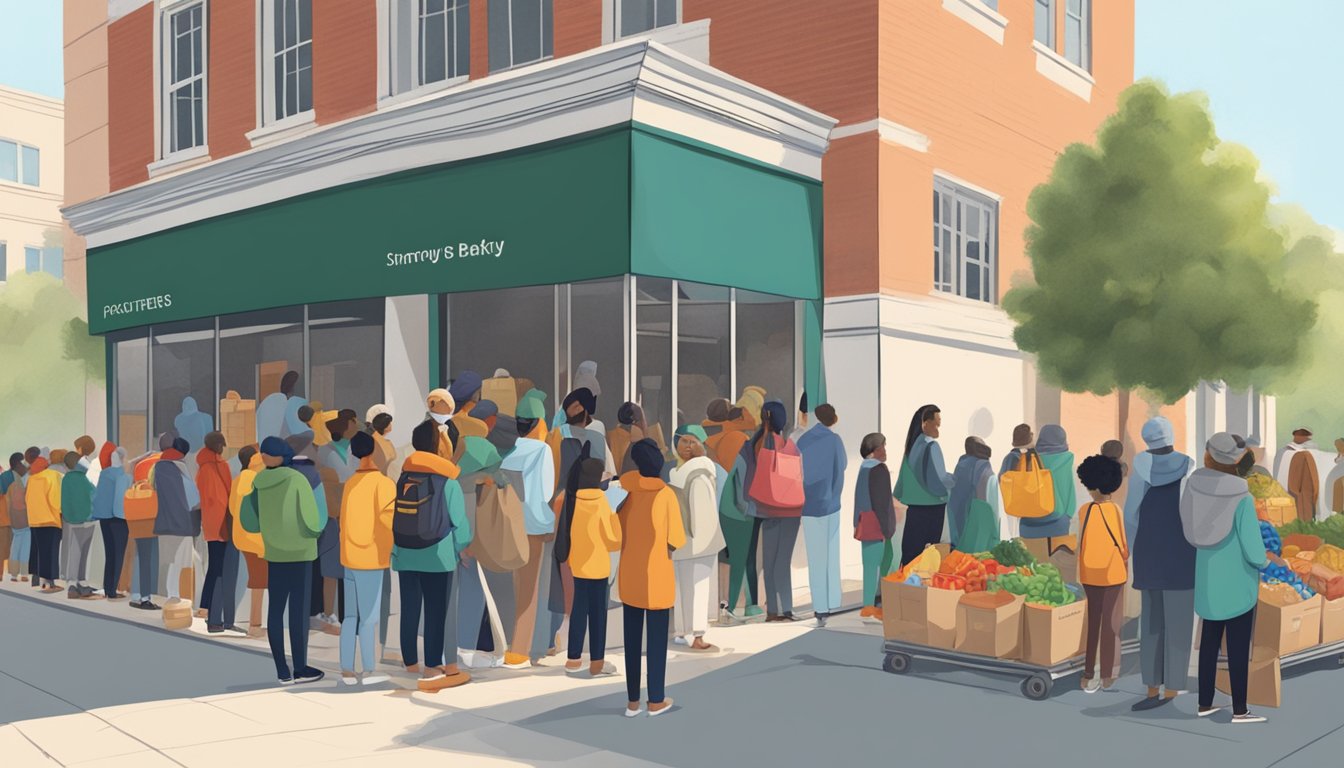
left=1131, top=696, right=1171, bottom=712
left=208, top=626, right=225, bottom=634
left=140, top=600, right=161, bottom=611
left=68, top=586, right=81, bottom=599
left=278, top=671, right=294, bottom=686
left=294, top=667, right=325, bottom=685
left=224, top=625, right=248, bottom=636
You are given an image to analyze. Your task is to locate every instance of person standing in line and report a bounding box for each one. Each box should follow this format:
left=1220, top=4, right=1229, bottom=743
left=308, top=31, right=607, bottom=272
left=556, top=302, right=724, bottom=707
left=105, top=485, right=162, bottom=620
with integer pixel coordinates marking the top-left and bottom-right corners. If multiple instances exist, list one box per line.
left=154, top=437, right=201, bottom=607
left=450, top=371, right=490, bottom=448
left=426, top=388, right=459, bottom=460
left=6, top=454, right=31, bottom=583
left=0, top=454, right=18, bottom=579
left=25, top=450, right=63, bottom=594
left=23, top=447, right=42, bottom=587
left=712, top=400, right=764, bottom=624
left=175, top=398, right=213, bottom=472
left=452, top=435, right=512, bottom=670
left=365, top=405, right=398, bottom=477
left=241, top=437, right=326, bottom=685
left=669, top=425, right=724, bottom=649
left=1125, top=416, right=1196, bottom=712
left=560, top=453, right=621, bottom=678
left=255, top=371, right=300, bottom=441
left=1076, top=455, right=1129, bottom=693
left=949, top=437, right=1001, bottom=554
left=93, top=447, right=131, bottom=600
left=318, top=413, right=360, bottom=633
left=1018, top=425, right=1078, bottom=570
left=230, top=446, right=268, bottom=637
left=502, top=396, right=559, bottom=669
left=339, top=431, right=396, bottom=686
left=855, top=434, right=897, bottom=619
left=999, top=424, right=1034, bottom=540
left=197, top=432, right=243, bottom=634
left=286, top=428, right=337, bottom=635
left=619, top=439, right=686, bottom=717
left=127, top=439, right=168, bottom=610
left=893, top=405, right=955, bottom=566
left=609, top=401, right=649, bottom=476
left=60, top=451, right=98, bottom=599
left=1181, top=432, right=1269, bottom=724
left=393, top=420, right=473, bottom=692
left=742, top=400, right=804, bottom=622
left=797, top=404, right=846, bottom=627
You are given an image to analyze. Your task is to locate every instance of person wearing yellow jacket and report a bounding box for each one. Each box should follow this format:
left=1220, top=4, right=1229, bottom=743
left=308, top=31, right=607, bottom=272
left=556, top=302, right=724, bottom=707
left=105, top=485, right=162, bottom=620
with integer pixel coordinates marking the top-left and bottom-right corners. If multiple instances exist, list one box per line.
left=618, top=440, right=686, bottom=718
left=230, top=446, right=268, bottom=638
left=339, top=432, right=396, bottom=686
left=560, top=454, right=621, bottom=679
left=26, top=455, right=63, bottom=593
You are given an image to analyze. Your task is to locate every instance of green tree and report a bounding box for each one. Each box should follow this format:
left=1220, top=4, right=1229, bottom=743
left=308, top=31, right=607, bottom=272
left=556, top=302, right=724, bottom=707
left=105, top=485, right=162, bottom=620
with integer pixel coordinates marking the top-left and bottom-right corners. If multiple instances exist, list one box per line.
left=0, top=272, right=94, bottom=450
left=1004, top=81, right=1317, bottom=426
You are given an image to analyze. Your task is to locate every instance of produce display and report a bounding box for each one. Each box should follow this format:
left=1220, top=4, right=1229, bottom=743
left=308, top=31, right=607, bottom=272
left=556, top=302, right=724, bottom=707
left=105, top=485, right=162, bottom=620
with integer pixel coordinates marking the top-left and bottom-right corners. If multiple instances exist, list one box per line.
left=1247, top=474, right=1292, bottom=500
left=1315, top=544, right=1344, bottom=573
left=989, top=562, right=1076, bottom=607
left=1278, top=515, right=1344, bottom=550
left=989, top=539, right=1035, bottom=568
left=938, top=551, right=988, bottom=593
left=1283, top=533, right=1324, bottom=553
left=889, top=545, right=943, bottom=584
left=1260, top=520, right=1282, bottom=556
left=1261, top=559, right=1315, bottom=600
left=1260, top=580, right=1303, bottom=606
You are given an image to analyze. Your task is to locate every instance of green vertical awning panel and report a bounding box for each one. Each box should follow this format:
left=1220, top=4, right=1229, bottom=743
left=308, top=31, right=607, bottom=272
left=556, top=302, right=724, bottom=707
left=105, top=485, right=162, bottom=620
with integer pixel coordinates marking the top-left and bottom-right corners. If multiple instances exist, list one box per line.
left=804, top=298, right=826, bottom=406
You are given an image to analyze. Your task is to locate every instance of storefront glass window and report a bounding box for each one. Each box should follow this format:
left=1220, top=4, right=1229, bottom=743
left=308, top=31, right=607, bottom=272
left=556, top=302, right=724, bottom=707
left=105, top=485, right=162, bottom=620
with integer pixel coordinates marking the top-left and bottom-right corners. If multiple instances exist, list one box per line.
left=309, top=299, right=385, bottom=421
left=114, top=331, right=149, bottom=454
left=736, top=289, right=797, bottom=422
left=151, top=318, right=216, bottom=452
left=447, top=286, right=554, bottom=410
left=219, top=307, right=305, bottom=440
left=569, top=278, right=625, bottom=431
left=636, top=277, right=673, bottom=447
left=677, top=282, right=730, bottom=429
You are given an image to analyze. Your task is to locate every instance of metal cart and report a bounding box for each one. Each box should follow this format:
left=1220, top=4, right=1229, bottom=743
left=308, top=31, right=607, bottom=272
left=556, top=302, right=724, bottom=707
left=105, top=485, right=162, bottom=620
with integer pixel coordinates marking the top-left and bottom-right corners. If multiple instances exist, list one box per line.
left=881, top=638, right=1141, bottom=700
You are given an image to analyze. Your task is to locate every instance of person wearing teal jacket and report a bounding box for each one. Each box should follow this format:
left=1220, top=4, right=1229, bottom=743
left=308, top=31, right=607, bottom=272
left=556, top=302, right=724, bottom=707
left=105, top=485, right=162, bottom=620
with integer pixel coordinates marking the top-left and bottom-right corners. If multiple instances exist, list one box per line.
left=241, top=436, right=326, bottom=685
left=393, top=420, right=473, bottom=693
left=1180, top=432, right=1269, bottom=724
left=59, top=452, right=98, bottom=598
left=894, top=405, right=955, bottom=566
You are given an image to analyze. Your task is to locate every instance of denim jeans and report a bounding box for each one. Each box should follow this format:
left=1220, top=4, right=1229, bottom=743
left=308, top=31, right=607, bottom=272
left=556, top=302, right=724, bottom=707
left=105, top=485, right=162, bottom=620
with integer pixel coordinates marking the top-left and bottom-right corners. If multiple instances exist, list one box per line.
left=131, top=537, right=159, bottom=601
left=568, top=577, right=610, bottom=661
left=267, top=560, right=313, bottom=678
left=99, top=519, right=129, bottom=596
left=399, top=570, right=451, bottom=669
left=9, top=527, right=31, bottom=576
left=624, top=605, right=670, bottom=704
left=205, top=540, right=241, bottom=627
left=341, top=567, right=385, bottom=673
left=802, top=514, right=842, bottom=615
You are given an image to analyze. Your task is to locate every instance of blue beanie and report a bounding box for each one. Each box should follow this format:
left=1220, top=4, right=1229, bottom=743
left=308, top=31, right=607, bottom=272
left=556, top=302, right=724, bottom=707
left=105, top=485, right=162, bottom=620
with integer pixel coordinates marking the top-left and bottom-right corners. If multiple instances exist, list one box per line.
left=630, top=439, right=664, bottom=478
left=449, top=370, right=483, bottom=404
left=259, top=436, right=294, bottom=466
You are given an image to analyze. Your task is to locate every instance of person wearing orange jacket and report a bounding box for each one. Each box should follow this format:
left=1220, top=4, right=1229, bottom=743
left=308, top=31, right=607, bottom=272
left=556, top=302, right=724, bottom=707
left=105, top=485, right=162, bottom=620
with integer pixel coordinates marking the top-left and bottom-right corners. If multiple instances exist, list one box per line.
left=26, top=451, right=63, bottom=593
left=618, top=439, right=686, bottom=718
left=230, top=445, right=268, bottom=637
left=339, top=431, right=397, bottom=686
left=198, top=432, right=242, bottom=634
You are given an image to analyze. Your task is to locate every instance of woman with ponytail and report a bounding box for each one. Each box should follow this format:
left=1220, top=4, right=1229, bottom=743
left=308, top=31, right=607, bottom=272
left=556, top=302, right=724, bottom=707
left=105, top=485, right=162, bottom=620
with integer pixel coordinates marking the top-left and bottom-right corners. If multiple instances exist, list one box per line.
left=741, top=400, right=805, bottom=622
left=893, top=405, right=955, bottom=566
left=557, top=445, right=621, bottom=679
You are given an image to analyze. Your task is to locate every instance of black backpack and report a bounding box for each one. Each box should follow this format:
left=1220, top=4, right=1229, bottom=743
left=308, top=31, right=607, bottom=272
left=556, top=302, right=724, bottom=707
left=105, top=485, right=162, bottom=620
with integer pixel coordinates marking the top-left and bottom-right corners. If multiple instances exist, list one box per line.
left=392, top=470, right=454, bottom=549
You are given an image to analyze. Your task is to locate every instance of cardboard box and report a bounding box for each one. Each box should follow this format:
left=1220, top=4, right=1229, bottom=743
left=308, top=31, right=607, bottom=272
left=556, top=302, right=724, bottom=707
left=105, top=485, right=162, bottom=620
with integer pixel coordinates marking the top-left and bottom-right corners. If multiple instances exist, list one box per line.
left=955, top=591, right=1024, bottom=659
left=1321, top=597, right=1344, bottom=644
left=1021, top=597, right=1088, bottom=666
left=219, top=390, right=257, bottom=449
left=1254, top=593, right=1322, bottom=657
left=482, top=377, right=519, bottom=417
left=1255, top=498, right=1296, bottom=527
left=881, top=580, right=960, bottom=649
left=1216, top=657, right=1281, bottom=708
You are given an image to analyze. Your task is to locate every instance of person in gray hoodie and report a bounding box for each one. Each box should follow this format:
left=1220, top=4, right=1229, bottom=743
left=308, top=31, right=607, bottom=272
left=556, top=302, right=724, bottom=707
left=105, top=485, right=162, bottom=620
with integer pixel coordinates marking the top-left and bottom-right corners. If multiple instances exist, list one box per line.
left=1125, top=416, right=1196, bottom=712
left=1180, top=432, right=1269, bottom=724
left=153, top=437, right=201, bottom=606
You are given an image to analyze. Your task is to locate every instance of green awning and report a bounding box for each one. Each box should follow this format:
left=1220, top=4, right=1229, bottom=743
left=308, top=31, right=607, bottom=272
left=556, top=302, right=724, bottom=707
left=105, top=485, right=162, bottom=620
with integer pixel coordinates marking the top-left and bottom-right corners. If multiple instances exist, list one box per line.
left=87, top=124, right=822, bottom=334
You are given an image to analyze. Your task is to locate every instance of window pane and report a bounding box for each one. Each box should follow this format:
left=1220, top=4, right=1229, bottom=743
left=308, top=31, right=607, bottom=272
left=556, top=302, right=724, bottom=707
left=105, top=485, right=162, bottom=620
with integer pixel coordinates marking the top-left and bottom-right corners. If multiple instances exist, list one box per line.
left=310, top=299, right=385, bottom=423
left=298, top=44, right=313, bottom=112
left=965, top=260, right=981, bottom=302
left=393, top=0, right=414, bottom=94
left=447, top=286, right=555, bottom=412
left=173, top=87, right=193, bottom=151
left=283, top=0, right=297, bottom=48
left=193, top=80, right=204, bottom=147
left=0, top=140, right=16, bottom=181
left=677, top=282, right=729, bottom=432
left=541, top=0, right=552, bottom=58
left=192, top=13, right=203, bottom=74
left=285, top=67, right=299, bottom=117
left=1034, top=0, right=1052, bottom=45
left=983, top=0, right=998, bottom=9
left=655, top=0, right=677, bottom=28
left=298, top=0, right=312, bottom=42
left=42, top=246, right=62, bottom=280
left=1065, top=18, right=1080, bottom=64
left=421, top=4, right=448, bottom=84
left=569, top=278, right=625, bottom=432
left=220, top=306, right=305, bottom=442
left=736, top=290, right=796, bottom=432
left=942, top=230, right=953, bottom=290
left=621, top=0, right=654, bottom=37
left=116, top=332, right=150, bottom=454
left=487, top=0, right=510, bottom=71
left=636, top=277, right=673, bottom=446
left=152, top=318, right=216, bottom=456
left=20, top=145, right=39, bottom=186
left=25, top=246, right=41, bottom=273
left=511, top=0, right=542, bottom=66
left=274, top=56, right=286, bottom=118
left=454, top=0, right=471, bottom=76
left=173, top=19, right=192, bottom=82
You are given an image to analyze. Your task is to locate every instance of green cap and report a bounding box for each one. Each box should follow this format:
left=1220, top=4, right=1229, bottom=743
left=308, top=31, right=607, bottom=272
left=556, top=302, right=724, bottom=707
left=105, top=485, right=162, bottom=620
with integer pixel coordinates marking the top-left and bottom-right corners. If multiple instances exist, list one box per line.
left=516, top=388, right=547, bottom=419
left=674, top=424, right=708, bottom=444
left=457, top=436, right=502, bottom=476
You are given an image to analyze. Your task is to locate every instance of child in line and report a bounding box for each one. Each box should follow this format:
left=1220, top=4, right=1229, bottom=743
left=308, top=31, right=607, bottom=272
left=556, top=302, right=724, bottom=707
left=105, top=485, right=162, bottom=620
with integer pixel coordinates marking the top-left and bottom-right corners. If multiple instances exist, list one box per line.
left=1077, top=454, right=1129, bottom=693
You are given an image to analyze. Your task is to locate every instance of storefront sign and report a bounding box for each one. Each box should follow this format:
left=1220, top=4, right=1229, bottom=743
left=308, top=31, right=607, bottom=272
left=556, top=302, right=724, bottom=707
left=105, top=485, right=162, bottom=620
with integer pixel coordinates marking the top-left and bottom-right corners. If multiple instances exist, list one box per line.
left=385, top=240, right=505, bottom=267
left=102, top=293, right=174, bottom=320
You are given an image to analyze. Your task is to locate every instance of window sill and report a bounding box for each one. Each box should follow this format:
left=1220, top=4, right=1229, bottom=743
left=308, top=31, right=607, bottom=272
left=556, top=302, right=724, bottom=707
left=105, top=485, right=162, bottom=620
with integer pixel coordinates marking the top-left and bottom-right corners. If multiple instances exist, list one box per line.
left=1033, top=40, right=1094, bottom=102
left=246, top=110, right=318, bottom=149
left=147, top=145, right=211, bottom=178
left=616, top=18, right=711, bottom=64
left=377, top=75, right=471, bottom=112
left=941, top=0, right=1008, bottom=44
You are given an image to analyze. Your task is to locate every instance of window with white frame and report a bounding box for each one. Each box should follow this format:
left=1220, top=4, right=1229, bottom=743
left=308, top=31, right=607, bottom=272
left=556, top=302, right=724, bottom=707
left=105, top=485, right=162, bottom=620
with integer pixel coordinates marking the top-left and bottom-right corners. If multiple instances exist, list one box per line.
left=1064, top=0, right=1090, bottom=70
left=161, top=1, right=207, bottom=155
left=934, top=181, right=997, bottom=303
left=0, top=139, right=39, bottom=186
left=389, top=0, right=470, bottom=96
left=487, top=0, right=552, bottom=73
left=1034, top=0, right=1054, bottom=47
left=262, top=0, right=313, bottom=124
left=616, top=0, right=678, bottom=39
left=24, top=245, right=62, bottom=279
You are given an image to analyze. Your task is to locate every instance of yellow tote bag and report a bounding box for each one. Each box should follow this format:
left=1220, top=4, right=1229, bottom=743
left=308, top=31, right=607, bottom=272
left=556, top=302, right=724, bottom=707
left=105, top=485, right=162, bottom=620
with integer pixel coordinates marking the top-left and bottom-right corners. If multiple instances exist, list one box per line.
left=1001, top=450, right=1056, bottom=519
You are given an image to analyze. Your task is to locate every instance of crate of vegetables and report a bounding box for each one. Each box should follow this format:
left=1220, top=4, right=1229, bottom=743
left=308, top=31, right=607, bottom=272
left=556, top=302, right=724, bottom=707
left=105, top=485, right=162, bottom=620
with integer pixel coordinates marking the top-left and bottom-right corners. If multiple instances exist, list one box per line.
left=1249, top=474, right=1296, bottom=526
left=955, top=590, right=1024, bottom=659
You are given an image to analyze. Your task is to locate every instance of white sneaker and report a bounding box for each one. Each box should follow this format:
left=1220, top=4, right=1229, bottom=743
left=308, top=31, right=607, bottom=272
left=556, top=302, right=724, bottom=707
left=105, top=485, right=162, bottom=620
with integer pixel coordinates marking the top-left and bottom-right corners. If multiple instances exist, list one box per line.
left=340, top=673, right=359, bottom=686
left=1232, top=712, right=1267, bottom=724
left=1082, top=678, right=1102, bottom=694
left=672, top=636, right=689, bottom=646
left=361, top=674, right=391, bottom=686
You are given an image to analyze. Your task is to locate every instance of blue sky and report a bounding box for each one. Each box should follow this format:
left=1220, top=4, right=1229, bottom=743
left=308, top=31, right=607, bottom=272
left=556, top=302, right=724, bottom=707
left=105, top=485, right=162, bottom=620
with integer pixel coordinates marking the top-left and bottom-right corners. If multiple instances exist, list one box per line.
left=0, top=1, right=1339, bottom=231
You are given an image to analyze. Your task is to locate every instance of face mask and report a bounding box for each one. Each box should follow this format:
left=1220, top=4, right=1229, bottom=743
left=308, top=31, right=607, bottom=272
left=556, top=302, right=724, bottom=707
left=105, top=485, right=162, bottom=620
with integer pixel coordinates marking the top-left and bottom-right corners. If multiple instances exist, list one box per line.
left=430, top=412, right=451, bottom=425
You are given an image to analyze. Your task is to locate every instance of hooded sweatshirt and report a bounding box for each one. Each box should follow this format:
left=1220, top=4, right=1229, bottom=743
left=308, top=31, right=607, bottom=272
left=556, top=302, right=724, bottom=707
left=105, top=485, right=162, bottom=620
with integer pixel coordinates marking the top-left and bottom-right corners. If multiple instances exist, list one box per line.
left=174, top=397, right=213, bottom=458
left=153, top=450, right=201, bottom=537
left=1128, top=450, right=1196, bottom=591
left=341, top=457, right=397, bottom=570
left=25, top=460, right=62, bottom=528
left=196, top=448, right=233, bottom=542
left=93, top=454, right=131, bottom=521
left=668, top=455, right=725, bottom=560
left=797, top=424, right=848, bottom=517
left=568, top=488, right=622, bottom=580
left=1180, top=468, right=1268, bottom=620
left=948, top=454, right=994, bottom=550
left=618, top=471, right=686, bottom=610
left=391, top=452, right=471, bottom=573
left=60, top=464, right=96, bottom=524
left=240, top=466, right=325, bottom=562
left=500, top=437, right=556, bottom=536
left=230, top=455, right=266, bottom=557
left=1019, top=426, right=1075, bottom=539
left=705, top=413, right=755, bottom=473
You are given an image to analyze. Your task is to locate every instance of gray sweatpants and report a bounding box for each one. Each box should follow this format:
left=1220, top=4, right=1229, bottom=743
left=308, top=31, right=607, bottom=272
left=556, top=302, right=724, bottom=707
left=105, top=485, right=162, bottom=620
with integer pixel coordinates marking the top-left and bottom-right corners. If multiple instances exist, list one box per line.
left=761, top=517, right=801, bottom=616
left=62, top=522, right=98, bottom=583
left=1139, top=588, right=1195, bottom=691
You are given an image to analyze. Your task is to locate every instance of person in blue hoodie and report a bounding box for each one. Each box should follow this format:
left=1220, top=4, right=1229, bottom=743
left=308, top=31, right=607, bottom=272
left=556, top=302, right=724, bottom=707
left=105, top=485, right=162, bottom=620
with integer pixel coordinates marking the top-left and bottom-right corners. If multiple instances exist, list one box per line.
left=1126, top=416, right=1197, bottom=712
left=796, top=403, right=846, bottom=626
left=93, top=447, right=132, bottom=599
left=174, top=397, right=213, bottom=466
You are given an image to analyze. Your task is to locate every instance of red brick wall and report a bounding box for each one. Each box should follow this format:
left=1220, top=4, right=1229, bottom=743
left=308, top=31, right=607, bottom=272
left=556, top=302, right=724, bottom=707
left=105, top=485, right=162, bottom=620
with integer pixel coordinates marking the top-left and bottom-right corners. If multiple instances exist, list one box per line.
left=469, top=0, right=489, bottom=79
left=313, top=0, right=377, bottom=124
left=208, top=0, right=255, bottom=159
left=107, top=4, right=154, bottom=191
left=555, top=0, right=602, bottom=58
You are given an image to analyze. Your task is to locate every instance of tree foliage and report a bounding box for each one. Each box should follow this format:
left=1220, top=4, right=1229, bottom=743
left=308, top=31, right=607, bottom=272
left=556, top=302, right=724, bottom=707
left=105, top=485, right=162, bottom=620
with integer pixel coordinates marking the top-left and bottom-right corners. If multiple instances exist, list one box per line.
left=1004, top=80, right=1317, bottom=404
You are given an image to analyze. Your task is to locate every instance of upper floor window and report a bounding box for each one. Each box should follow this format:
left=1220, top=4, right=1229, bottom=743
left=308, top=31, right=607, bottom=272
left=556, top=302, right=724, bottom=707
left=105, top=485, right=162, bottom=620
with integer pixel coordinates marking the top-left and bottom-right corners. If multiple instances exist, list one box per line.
left=389, top=0, right=470, bottom=97
left=982, top=0, right=998, bottom=9
left=1034, top=0, right=1054, bottom=48
left=616, top=0, right=678, bottom=38
left=488, top=0, right=552, bottom=73
left=1064, top=0, right=1091, bottom=70
left=934, top=180, right=998, bottom=304
left=25, top=245, right=62, bottom=280
left=161, top=1, right=207, bottom=156
left=0, top=242, right=7, bottom=280
left=262, top=0, right=313, bottom=124
left=0, top=139, right=40, bottom=186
